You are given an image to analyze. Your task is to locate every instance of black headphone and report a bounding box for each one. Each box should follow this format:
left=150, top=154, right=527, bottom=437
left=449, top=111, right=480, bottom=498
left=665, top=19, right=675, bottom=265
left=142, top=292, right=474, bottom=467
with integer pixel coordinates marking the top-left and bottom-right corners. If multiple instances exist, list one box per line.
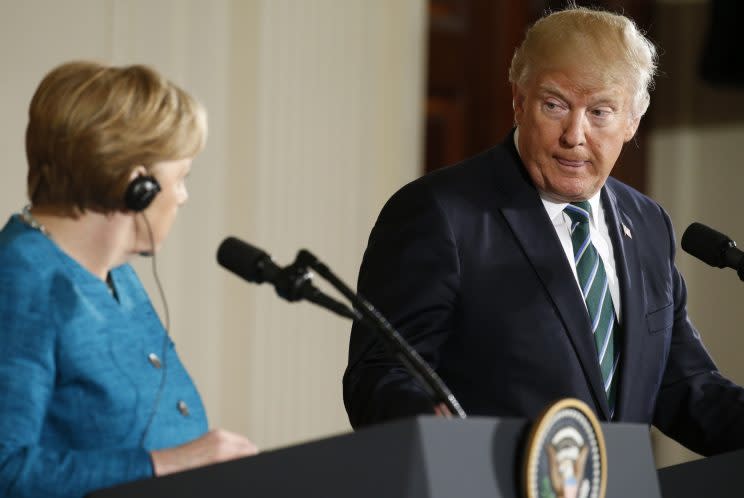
left=124, top=175, right=161, bottom=212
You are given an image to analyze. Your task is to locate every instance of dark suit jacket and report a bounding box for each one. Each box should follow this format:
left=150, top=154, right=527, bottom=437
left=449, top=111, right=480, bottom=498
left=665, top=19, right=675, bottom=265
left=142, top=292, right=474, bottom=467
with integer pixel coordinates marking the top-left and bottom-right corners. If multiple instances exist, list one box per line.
left=343, top=132, right=744, bottom=456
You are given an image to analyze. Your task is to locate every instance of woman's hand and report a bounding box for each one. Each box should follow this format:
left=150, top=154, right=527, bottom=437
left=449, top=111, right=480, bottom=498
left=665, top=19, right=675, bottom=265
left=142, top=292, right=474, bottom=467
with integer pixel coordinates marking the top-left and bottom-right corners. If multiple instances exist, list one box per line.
left=150, top=428, right=258, bottom=476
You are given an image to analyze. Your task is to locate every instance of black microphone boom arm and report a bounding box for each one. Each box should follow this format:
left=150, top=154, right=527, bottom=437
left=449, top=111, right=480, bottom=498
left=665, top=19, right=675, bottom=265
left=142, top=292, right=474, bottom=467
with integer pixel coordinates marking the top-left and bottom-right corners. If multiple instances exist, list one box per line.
left=295, top=250, right=467, bottom=419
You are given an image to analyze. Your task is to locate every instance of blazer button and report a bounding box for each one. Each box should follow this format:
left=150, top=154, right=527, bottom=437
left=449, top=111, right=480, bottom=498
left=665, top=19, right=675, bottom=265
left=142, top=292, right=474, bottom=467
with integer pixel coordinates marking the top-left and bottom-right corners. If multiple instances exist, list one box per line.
left=177, top=400, right=190, bottom=417
left=148, top=353, right=162, bottom=368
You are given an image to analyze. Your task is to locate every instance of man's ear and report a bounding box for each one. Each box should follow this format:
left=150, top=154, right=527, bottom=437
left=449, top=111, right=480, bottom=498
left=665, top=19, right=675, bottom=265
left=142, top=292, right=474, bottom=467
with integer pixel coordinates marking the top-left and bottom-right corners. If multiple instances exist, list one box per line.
left=624, top=115, right=641, bottom=142
left=512, top=83, right=525, bottom=125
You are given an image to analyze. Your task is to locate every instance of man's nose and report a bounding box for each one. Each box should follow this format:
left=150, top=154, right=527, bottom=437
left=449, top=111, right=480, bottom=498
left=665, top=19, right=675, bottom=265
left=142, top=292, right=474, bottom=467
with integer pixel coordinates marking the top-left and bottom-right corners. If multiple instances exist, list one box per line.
left=560, top=112, right=586, bottom=147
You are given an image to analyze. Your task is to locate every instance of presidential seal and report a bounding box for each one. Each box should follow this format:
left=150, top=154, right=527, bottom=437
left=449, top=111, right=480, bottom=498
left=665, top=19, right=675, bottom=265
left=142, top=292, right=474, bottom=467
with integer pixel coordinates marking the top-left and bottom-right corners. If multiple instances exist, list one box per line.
left=522, top=398, right=607, bottom=498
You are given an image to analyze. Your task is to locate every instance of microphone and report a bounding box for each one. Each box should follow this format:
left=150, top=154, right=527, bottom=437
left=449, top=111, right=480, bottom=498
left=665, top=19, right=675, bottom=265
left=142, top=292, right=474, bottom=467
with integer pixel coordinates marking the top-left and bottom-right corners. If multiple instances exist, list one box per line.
left=681, top=222, right=744, bottom=281
left=216, top=237, right=358, bottom=319
left=216, top=237, right=280, bottom=285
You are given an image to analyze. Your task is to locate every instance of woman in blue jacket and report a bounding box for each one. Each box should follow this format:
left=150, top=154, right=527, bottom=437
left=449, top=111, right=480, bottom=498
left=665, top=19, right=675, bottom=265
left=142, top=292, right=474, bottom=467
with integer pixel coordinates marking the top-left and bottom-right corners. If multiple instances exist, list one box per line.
left=0, top=61, right=257, bottom=497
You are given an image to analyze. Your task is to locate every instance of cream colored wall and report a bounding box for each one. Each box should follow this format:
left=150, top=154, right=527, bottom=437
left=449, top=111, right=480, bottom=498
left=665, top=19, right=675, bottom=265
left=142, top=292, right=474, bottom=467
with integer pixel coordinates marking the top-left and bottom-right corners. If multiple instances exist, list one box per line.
left=647, top=0, right=744, bottom=468
left=0, top=0, right=425, bottom=451
left=649, top=126, right=744, bottom=467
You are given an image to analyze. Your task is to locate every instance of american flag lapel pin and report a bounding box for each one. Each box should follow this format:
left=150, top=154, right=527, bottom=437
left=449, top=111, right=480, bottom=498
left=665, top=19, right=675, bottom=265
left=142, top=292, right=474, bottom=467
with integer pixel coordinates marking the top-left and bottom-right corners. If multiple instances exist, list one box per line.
left=622, top=223, right=632, bottom=239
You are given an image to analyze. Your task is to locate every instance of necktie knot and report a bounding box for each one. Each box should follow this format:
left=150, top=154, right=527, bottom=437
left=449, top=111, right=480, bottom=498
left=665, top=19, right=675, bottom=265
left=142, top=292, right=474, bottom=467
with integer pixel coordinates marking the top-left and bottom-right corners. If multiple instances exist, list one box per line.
left=564, top=201, right=592, bottom=225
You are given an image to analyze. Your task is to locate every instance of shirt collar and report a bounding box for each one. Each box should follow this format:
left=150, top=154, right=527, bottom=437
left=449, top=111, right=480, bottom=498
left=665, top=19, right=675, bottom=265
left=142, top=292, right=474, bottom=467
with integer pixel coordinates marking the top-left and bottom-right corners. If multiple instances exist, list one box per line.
left=541, top=191, right=602, bottom=226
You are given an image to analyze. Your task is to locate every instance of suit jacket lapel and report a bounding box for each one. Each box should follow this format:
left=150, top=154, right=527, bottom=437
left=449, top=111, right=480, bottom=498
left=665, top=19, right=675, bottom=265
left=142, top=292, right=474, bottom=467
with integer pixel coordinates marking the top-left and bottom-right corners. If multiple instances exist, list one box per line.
left=492, top=141, right=611, bottom=419
left=600, top=184, right=646, bottom=420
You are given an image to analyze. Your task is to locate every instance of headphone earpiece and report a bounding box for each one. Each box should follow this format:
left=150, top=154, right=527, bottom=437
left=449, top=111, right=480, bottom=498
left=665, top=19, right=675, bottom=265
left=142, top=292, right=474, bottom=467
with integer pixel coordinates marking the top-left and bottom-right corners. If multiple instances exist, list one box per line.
left=125, top=175, right=161, bottom=212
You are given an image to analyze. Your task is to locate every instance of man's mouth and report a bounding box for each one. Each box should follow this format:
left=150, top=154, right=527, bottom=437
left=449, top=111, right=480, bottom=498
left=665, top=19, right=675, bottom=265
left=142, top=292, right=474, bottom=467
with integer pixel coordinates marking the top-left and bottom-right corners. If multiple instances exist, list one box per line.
left=555, top=157, right=589, bottom=168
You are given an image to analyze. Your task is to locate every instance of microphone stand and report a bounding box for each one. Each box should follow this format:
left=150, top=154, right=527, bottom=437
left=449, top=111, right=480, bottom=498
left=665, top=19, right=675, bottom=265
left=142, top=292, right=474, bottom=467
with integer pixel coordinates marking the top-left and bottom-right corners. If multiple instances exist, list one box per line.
left=284, top=249, right=466, bottom=419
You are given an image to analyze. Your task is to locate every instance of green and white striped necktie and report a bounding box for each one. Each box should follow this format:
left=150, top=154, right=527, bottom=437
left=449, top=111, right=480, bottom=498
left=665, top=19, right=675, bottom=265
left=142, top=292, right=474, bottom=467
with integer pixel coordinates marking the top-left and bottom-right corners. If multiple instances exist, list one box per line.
left=564, top=201, right=620, bottom=417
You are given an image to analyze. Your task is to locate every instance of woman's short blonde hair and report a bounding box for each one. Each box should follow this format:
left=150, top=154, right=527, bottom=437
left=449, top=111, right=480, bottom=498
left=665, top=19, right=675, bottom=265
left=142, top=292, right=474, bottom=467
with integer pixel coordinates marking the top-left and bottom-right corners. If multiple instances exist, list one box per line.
left=26, top=61, right=207, bottom=215
left=509, top=5, right=658, bottom=119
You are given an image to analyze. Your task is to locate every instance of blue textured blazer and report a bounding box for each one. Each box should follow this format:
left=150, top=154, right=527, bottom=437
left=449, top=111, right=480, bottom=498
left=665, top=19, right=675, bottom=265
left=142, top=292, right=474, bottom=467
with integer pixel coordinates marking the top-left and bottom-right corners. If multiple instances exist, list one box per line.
left=0, top=216, right=208, bottom=498
left=344, top=131, right=744, bottom=456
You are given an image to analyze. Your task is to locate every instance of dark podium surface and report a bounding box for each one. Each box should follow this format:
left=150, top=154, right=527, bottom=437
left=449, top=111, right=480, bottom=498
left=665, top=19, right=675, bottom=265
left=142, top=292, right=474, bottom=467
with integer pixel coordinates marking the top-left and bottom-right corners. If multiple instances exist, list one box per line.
left=90, top=416, right=661, bottom=498
left=658, top=448, right=744, bottom=498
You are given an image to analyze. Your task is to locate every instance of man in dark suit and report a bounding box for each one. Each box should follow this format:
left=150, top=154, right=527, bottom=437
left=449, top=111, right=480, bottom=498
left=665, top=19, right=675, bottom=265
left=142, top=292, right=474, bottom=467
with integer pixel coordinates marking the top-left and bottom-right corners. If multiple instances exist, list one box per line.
left=343, top=6, right=744, bottom=457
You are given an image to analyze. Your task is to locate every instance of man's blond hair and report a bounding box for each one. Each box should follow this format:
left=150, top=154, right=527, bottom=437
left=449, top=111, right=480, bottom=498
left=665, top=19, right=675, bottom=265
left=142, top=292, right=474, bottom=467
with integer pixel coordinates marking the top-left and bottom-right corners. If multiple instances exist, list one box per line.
left=509, top=5, right=658, bottom=118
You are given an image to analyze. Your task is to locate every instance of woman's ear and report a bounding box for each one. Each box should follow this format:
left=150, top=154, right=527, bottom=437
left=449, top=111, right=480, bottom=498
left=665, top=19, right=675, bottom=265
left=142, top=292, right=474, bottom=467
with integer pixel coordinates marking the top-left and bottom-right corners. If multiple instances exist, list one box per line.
left=128, top=165, right=148, bottom=181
